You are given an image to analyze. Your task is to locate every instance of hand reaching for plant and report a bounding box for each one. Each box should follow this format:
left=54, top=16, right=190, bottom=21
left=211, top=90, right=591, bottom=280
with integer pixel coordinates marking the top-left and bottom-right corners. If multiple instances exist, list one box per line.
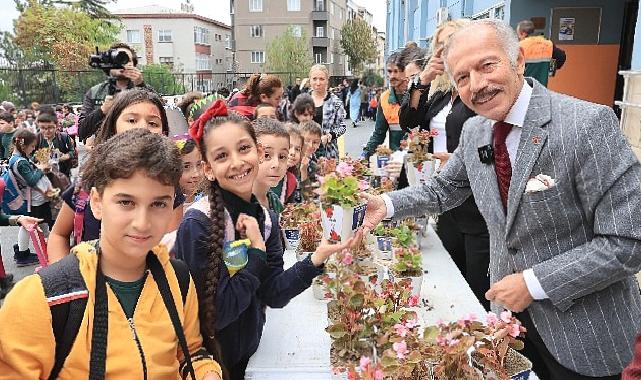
left=359, top=192, right=388, bottom=237
left=236, top=213, right=266, bottom=252
left=384, top=160, right=403, bottom=179
left=310, top=235, right=358, bottom=267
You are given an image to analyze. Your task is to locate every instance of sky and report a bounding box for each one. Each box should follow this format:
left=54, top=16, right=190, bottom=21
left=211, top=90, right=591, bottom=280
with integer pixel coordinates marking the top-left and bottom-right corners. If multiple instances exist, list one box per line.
left=0, top=0, right=387, bottom=33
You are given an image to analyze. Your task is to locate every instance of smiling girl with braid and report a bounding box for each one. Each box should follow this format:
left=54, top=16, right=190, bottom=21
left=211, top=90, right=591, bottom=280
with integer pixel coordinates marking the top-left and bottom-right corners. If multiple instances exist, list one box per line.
left=172, top=101, right=353, bottom=379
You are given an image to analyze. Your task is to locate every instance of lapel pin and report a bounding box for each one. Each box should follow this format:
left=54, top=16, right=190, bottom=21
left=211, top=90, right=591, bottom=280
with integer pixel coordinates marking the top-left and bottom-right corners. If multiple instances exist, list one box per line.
left=532, top=136, right=541, bottom=145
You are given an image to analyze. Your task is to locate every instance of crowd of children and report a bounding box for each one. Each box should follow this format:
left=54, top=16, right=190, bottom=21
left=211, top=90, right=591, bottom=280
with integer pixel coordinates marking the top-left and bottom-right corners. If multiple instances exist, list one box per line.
left=0, top=64, right=353, bottom=379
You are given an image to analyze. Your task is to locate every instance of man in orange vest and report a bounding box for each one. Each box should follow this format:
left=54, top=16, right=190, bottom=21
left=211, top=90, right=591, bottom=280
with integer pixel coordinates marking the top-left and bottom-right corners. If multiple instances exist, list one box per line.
left=517, top=20, right=566, bottom=87
left=362, top=53, right=408, bottom=157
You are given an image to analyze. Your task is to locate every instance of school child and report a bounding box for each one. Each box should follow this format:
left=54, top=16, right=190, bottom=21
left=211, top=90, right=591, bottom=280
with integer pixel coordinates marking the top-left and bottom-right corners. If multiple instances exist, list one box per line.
left=0, top=112, right=16, bottom=160
left=176, top=137, right=204, bottom=209
left=48, top=89, right=185, bottom=263
left=173, top=100, right=353, bottom=380
left=290, top=93, right=315, bottom=123
left=0, top=129, right=222, bottom=380
left=279, top=123, right=303, bottom=204
left=251, top=118, right=290, bottom=213
left=253, top=103, right=277, bottom=120
left=0, top=212, right=42, bottom=298
left=298, top=120, right=323, bottom=185
left=7, top=129, right=57, bottom=266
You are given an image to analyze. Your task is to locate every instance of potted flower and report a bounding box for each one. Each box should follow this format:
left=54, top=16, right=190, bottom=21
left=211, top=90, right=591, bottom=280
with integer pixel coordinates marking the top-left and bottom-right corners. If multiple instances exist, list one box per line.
left=296, top=220, right=322, bottom=261
left=280, top=201, right=320, bottom=250
left=319, top=162, right=369, bottom=242
left=403, top=129, right=438, bottom=186
left=312, top=273, right=332, bottom=300
left=392, top=246, right=423, bottom=297
left=370, top=145, right=393, bottom=177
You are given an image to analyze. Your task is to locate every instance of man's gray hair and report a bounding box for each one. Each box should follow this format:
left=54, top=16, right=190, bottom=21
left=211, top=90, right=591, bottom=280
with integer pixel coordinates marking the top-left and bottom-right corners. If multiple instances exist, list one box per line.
left=443, top=19, right=521, bottom=79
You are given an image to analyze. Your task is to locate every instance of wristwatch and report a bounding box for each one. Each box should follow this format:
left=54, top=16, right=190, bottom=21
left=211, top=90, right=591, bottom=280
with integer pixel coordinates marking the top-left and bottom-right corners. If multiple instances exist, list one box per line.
left=410, top=75, right=430, bottom=92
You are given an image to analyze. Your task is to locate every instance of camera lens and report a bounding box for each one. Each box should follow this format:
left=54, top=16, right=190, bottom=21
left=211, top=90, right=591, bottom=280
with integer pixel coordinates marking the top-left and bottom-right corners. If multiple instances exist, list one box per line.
left=112, top=51, right=130, bottom=66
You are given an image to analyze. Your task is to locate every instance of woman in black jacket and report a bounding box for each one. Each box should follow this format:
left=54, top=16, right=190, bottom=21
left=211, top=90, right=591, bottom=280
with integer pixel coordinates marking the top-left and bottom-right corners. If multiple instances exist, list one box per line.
left=398, top=19, right=491, bottom=311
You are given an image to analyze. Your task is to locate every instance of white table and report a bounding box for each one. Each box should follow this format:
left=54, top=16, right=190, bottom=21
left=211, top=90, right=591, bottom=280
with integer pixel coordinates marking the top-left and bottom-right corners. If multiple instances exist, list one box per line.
left=245, top=224, right=537, bottom=379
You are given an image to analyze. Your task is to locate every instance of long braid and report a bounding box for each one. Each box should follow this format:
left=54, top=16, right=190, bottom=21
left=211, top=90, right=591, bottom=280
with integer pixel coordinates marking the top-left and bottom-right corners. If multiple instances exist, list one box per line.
left=200, top=180, right=228, bottom=378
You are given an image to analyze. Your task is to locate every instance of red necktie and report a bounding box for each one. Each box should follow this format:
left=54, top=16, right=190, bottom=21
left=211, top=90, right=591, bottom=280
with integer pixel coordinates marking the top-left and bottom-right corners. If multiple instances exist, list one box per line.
left=493, top=121, right=513, bottom=212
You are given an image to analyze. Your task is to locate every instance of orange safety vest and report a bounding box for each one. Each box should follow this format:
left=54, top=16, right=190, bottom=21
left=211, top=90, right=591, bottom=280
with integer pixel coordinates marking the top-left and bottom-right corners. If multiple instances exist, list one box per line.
left=380, top=89, right=400, bottom=126
left=520, top=36, right=553, bottom=63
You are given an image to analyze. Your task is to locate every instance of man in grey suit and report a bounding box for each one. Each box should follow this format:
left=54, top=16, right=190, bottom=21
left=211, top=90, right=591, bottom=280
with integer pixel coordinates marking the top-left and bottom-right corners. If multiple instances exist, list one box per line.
left=361, top=19, right=641, bottom=380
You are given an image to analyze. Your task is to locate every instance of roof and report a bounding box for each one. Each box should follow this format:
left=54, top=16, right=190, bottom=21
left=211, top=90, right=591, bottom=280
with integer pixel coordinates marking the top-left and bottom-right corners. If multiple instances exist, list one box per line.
left=114, top=5, right=231, bottom=30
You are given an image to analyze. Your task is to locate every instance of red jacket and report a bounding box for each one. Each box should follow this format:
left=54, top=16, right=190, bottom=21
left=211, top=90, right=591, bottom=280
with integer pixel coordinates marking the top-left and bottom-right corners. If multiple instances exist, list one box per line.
left=228, top=91, right=257, bottom=119
left=624, top=333, right=641, bottom=379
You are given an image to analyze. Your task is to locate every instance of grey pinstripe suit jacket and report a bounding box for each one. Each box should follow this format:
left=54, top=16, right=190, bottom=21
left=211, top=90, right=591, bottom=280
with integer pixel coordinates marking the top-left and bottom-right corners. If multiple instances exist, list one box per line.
left=387, top=79, right=641, bottom=376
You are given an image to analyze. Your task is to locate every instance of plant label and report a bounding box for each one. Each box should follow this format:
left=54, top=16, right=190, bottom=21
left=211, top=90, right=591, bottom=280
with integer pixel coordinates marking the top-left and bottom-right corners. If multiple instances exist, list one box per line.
left=282, top=228, right=301, bottom=250
left=376, top=236, right=393, bottom=252
left=321, top=203, right=367, bottom=242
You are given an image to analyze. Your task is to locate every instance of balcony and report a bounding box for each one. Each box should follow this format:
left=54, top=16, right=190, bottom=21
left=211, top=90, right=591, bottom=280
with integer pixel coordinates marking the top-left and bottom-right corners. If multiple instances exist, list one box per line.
left=311, top=36, right=330, bottom=47
left=311, top=10, right=329, bottom=21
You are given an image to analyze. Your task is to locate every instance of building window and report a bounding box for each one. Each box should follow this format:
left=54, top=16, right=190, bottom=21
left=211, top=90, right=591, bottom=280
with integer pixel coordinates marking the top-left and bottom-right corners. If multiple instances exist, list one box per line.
left=330, top=53, right=334, bottom=64
left=330, top=2, right=334, bottom=15
left=291, top=25, right=302, bottom=37
left=315, top=53, right=323, bottom=63
left=215, top=58, right=223, bottom=65
left=250, top=25, right=263, bottom=38
left=194, top=27, right=210, bottom=44
left=251, top=51, right=265, bottom=63
left=196, top=55, right=211, bottom=70
left=249, top=0, right=262, bottom=12
left=126, top=30, right=141, bottom=43
left=158, top=30, right=172, bottom=42
left=493, top=5, right=505, bottom=20
left=287, top=0, right=300, bottom=11
left=159, top=57, right=174, bottom=70
left=314, top=0, right=324, bottom=12
left=315, top=26, right=324, bottom=37
left=225, top=34, right=232, bottom=48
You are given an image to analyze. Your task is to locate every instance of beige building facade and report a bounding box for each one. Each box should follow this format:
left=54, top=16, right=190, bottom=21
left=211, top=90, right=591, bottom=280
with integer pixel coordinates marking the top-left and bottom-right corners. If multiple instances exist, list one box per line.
left=231, top=0, right=348, bottom=78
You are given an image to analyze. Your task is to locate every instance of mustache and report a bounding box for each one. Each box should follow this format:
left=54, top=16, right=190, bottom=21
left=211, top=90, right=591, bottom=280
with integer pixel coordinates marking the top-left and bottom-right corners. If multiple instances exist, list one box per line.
left=471, top=87, right=501, bottom=103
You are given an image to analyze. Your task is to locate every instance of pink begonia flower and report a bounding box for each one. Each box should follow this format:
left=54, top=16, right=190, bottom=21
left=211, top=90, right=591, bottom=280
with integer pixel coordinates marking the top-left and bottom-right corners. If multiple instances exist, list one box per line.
left=486, top=312, right=499, bottom=326
left=394, top=323, right=410, bottom=337
left=464, top=313, right=478, bottom=322
left=407, top=295, right=419, bottom=307
left=449, top=338, right=460, bottom=346
left=359, top=356, right=371, bottom=370
left=500, top=310, right=513, bottom=323
left=374, top=369, right=384, bottom=380
left=358, top=179, right=370, bottom=191
left=392, top=340, right=408, bottom=359
left=341, top=251, right=353, bottom=265
left=318, top=176, right=326, bottom=185
left=405, top=319, right=419, bottom=329
left=336, top=161, right=354, bottom=177
left=508, top=323, right=521, bottom=338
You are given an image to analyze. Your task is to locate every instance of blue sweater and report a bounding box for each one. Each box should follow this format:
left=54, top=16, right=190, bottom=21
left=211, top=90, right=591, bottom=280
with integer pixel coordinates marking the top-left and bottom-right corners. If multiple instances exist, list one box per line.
left=173, top=193, right=323, bottom=369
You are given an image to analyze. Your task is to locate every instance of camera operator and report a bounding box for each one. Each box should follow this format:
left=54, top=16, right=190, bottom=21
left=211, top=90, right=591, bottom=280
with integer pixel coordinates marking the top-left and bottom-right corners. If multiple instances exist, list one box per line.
left=77, top=42, right=149, bottom=141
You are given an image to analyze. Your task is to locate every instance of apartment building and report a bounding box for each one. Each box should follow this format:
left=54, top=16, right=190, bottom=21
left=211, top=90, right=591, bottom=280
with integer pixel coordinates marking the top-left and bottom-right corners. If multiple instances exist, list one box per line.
left=230, top=0, right=348, bottom=78
left=114, top=5, right=233, bottom=91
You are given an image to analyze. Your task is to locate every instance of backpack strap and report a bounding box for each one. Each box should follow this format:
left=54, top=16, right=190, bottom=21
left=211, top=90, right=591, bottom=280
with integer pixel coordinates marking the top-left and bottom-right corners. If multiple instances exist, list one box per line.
left=147, top=254, right=197, bottom=380
left=169, top=258, right=190, bottom=306
left=38, top=254, right=89, bottom=380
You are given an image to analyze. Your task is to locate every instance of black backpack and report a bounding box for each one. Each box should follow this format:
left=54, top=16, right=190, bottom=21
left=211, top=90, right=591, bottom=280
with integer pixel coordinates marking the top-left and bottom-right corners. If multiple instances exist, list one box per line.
left=38, top=253, right=197, bottom=380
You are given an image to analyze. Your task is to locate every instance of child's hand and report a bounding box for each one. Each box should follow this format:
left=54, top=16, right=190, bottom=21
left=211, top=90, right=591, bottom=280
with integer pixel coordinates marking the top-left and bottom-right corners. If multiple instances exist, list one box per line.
left=236, top=213, right=266, bottom=251
left=45, top=188, right=60, bottom=198
left=310, top=235, right=358, bottom=267
left=16, top=216, right=43, bottom=230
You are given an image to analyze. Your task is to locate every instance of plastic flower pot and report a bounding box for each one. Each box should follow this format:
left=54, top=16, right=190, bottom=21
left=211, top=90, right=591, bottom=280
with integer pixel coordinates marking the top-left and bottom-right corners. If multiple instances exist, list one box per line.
left=282, top=228, right=301, bottom=251
left=405, top=157, right=436, bottom=186
left=296, top=250, right=313, bottom=262
left=394, top=273, right=423, bottom=298
left=321, top=203, right=367, bottom=242
left=330, top=366, right=349, bottom=380
left=369, top=153, right=390, bottom=176
left=312, top=278, right=330, bottom=300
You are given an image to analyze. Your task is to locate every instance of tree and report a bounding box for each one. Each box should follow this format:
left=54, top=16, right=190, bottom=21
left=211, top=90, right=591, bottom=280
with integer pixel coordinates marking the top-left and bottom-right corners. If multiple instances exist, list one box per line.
left=142, top=64, right=185, bottom=96
left=15, top=0, right=117, bottom=20
left=340, top=19, right=377, bottom=74
left=12, top=0, right=120, bottom=71
left=265, top=26, right=313, bottom=85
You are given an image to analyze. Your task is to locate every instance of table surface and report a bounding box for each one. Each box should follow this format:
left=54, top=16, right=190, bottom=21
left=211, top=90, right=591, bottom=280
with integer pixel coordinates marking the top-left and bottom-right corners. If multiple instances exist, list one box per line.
left=245, top=224, right=538, bottom=379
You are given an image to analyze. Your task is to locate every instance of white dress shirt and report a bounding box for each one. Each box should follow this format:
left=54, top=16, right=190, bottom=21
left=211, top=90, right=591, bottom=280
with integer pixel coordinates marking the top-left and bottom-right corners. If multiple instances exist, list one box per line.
left=382, top=80, right=548, bottom=300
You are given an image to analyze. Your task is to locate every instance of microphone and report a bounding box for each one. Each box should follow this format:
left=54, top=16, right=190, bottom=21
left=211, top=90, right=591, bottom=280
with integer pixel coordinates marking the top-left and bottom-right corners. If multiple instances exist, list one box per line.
left=478, top=145, right=494, bottom=164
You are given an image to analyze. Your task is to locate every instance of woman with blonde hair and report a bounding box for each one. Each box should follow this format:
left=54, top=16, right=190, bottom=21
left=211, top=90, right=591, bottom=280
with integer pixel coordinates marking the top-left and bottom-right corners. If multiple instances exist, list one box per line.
left=307, top=64, right=346, bottom=159
left=397, top=19, right=493, bottom=311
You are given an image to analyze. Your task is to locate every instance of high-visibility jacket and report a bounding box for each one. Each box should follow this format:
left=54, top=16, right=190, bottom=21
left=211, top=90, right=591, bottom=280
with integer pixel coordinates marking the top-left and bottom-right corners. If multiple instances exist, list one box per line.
left=364, top=88, right=406, bottom=155
left=520, top=36, right=553, bottom=87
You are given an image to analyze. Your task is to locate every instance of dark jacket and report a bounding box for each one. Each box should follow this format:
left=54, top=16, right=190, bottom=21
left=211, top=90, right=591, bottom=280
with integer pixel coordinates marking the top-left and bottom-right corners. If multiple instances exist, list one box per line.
left=398, top=86, right=486, bottom=233
left=37, top=132, right=75, bottom=177
left=173, top=190, right=322, bottom=368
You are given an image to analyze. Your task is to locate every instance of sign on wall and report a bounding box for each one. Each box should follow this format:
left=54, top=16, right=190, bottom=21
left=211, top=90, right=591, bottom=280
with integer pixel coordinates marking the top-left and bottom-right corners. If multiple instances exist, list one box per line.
left=550, top=7, right=601, bottom=45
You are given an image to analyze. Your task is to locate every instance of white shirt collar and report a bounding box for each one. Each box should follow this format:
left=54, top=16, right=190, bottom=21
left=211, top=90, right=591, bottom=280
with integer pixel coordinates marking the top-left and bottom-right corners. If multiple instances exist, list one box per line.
left=499, top=79, right=532, bottom=128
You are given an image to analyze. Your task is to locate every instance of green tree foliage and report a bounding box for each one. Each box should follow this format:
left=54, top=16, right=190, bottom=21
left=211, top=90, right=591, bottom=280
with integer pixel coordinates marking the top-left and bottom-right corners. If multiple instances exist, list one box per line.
left=361, top=69, right=383, bottom=87
left=15, top=0, right=116, bottom=20
left=340, top=19, right=377, bottom=74
left=12, top=0, right=120, bottom=71
left=142, top=64, right=185, bottom=96
left=266, top=26, right=313, bottom=85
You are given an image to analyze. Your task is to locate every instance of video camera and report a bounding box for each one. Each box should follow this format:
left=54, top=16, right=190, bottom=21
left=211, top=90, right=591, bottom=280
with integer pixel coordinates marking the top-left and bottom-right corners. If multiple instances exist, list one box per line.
left=89, top=47, right=130, bottom=71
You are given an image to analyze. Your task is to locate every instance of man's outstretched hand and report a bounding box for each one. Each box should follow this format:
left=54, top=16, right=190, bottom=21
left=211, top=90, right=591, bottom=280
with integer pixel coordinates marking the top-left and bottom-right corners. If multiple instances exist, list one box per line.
left=359, top=192, right=388, bottom=235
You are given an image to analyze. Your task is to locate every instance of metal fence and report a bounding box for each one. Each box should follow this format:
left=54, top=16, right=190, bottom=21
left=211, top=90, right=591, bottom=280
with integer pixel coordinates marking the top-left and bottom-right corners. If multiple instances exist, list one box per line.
left=0, top=68, right=301, bottom=107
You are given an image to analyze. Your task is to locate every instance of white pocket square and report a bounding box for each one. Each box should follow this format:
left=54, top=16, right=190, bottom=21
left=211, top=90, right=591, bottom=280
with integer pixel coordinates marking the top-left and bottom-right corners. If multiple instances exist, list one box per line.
left=525, top=174, right=556, bottom=193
